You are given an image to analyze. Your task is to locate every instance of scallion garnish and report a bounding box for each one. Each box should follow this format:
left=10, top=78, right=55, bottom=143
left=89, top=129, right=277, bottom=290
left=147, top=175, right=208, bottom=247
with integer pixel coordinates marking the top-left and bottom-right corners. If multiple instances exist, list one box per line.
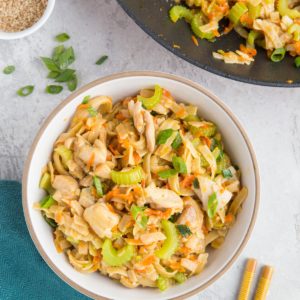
left=295, top=56, right=300, bottom=68
left=222, top=169, right=233, bottom=178
left=17, top=85, right=34, bottom=97
left=96, top=55, right=108, bottom=65
left=3, top=65, right=15, bottom=74
left=45, top=85, right=63, bottom=94
left=93, top=176, right=103, bottom=197
left=82, top=95, right=90, bottom=104
left=176, top=224, right=192, bottom=237
left=270, top=48, right=286, bottom=62
left=207, top=192, right=218, bottom=218
left=172, top=156, right=187, bottom=174
left=171, top=132, right=182, bottom=149
left=55, top=33, right=70, bottom=42
left=157, top=169, right=177, bottom=179
left=157, top=129, right=173, bottom=145
left=87, top=106, right=98, bottom=117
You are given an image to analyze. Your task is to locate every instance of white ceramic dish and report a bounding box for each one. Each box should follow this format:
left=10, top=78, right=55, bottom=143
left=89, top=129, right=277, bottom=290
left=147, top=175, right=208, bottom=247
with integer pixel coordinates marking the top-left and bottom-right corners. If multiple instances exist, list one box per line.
left=22, top=71, right=259, bottom=300
left=0, top=0, right=55, bottom=40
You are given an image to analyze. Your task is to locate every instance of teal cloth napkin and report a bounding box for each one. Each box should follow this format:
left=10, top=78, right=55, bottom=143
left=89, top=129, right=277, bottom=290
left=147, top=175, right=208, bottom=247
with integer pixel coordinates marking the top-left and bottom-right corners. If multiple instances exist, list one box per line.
left=0, top=180, right=90, bottom=300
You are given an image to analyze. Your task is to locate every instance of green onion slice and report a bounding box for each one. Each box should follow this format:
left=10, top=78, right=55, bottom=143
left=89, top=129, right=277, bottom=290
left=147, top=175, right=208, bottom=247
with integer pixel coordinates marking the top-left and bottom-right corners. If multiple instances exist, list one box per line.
left=82, top=95, right=90, bottom=104
left=171, top=132, right=182, bottom=149
left=137, top=84, right=163, bottom=110
left=157, top=129, right=173, bottom=145
left=17, top=85, right=34, bottom=97
left=207, top=192, right=218, bottom=218
left=158, top=169, right=177, bottom=179
left=228, top=3, right=248, bottom=25
left=67, top=74, right=77, bottom=92
left=41, top=57, right=60, bottom=72
left=93, top=176, right=103, bottom=197
left=270, top=48, right=286, bottom=62
left=295, top=56, right=300, bottom=68
left=96, top=55, right=108, bottom=65
left=172, top=156, right=187, bottom=174
left=46, top=85, right=63, bottom=94
left=55, top=33, right=70, bottom=42
left=54, top=69, right=75, bottom=82
left=222, top=169, right=233, bottom=178
left=87, top=106, right=97, bottom=117
left=169, top=5, right=194, bottom=23
left=3, top=65, right=15, bottom=74
left=40, top=195, right=56, bottom=209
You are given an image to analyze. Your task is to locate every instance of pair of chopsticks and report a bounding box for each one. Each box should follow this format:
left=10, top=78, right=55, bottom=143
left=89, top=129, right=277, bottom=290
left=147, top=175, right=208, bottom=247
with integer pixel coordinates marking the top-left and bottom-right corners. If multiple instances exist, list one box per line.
left=238, top=258, right=274, bottom=300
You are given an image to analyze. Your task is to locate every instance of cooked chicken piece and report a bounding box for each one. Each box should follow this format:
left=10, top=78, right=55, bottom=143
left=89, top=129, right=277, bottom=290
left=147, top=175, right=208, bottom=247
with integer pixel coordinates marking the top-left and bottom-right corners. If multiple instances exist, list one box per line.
left=79, top=188, right=96, bottom=208
left=140, top=232, right=166, bottom=245
left=181, top=258, right=198, bottom=273
left=78, top=139, right=107, bottom=166
left=94, top=163, right=112, bottom=179
left=66, top=160, right=84, bottom=179
left=145, top=185, right=183, bottom=213
left=177, top=198, right=204, bottom=232
left=143, top=110, right=155, bottom=153
left=79, top=175, right=93, bottom=187
left=185, top=234, right=205, bottom=253
left=116, top=123, right=129, bottom=140
left=128, top=100, right=144, bottom=133
left=83, top=203, right=120, bottom=238
left=194, top=176, right=232, bottom=212
left=52, top=175, right=79, bottom=197
left=118, top=214, right=132, bottom=232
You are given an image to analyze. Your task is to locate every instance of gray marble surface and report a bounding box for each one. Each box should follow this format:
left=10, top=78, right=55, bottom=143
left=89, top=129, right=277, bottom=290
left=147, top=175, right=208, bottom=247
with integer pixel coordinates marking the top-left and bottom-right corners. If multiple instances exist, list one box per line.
left=0, top=0, right=299, bottom=299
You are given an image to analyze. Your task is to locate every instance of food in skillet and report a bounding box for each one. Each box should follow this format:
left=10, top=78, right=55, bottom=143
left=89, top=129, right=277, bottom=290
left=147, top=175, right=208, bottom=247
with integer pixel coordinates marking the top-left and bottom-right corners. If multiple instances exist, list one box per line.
left=35, top=85, right=247, bottom=290
left=170, top=0, right=300, bottom=65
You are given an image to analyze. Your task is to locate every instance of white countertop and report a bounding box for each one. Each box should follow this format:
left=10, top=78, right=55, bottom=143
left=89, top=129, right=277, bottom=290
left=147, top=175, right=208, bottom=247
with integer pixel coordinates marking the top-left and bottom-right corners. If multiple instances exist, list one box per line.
left=0, top=0, right=299, bottom=299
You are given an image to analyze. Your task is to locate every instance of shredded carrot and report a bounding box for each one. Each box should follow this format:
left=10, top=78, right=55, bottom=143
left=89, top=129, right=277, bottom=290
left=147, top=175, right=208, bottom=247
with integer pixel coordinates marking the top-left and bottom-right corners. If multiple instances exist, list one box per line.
left=176, top=107, right=186, bottom=118
left=115, top=112, right=126, bottom=121
left=162, top=89, right=171, bottom=98
left=168, top=262, right=185, bottom=272
left=202, top=224, right=209, bottom=235
left=105, top=189, right=134, bottom=204
left=202, top=136, right=211, bottom=148
left=107, top=203, right=116, bottom=213
left=108, top=144, right=119, bottom=155
left=141, top=255, right=156, bottom=266
left=87, top=152, right=95, bottom=169
left=106, top=153, right=112, bottom=161
left=77, top=103, right=89, bottom=110
left=240, top=13, right=253, bottom=27
left=225, top=213, right=234, bottom=224
left=141, top=178, right=146, bottom=188
left=180, top=175, right=195, bottom=188
left=145, top=208, right=172, bottom=219
left=125, top=238, right=143, bottom=245
left=239, top=44, right=257, bottom=57
left=191, top=35, right=199, bottom=46
left=213, top=30, right=220, bottom=37
left=133, top=151, right=141, bottom=164
left=178, top=246, right=190, bottom=256
left=55, top=211, right=63, bottom=224
left=133, top=186, right=142, bottom=197
left=138, top=246, right=148, bottom=254
left=135, top=268, right=147, bottom=273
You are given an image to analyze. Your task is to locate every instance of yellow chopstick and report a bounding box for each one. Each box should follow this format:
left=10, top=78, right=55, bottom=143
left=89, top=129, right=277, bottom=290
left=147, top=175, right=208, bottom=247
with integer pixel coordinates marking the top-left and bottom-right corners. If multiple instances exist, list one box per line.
left=254, top=265, right=274, bottom=300
left=238, top=258, right=257, bottom=300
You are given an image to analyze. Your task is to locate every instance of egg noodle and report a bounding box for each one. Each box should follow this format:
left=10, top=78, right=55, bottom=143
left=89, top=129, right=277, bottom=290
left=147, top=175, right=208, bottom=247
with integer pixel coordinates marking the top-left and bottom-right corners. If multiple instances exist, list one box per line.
left=171, top=0, right=300, bottom=65
left=35, top=85, right=247, bottom=290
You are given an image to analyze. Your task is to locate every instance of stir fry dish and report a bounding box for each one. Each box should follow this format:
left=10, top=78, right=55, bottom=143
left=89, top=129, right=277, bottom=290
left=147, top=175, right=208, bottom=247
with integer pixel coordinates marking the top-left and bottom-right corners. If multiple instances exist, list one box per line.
left=35, top=85, right=248, bottom=290
left=170, top=0, right=300, bottom=65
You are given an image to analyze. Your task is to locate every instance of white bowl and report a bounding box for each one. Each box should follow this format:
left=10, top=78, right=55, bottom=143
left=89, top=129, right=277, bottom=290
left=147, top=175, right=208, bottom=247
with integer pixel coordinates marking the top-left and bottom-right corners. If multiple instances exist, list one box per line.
left=22, top=71, right=260, bottom=300
left=0, top=0, right=55, bottom=40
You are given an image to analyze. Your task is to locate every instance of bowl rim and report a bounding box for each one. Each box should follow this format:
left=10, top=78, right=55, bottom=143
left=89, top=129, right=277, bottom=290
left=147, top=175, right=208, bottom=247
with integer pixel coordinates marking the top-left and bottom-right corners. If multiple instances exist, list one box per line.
left=22, top=71, right=260, bottom=300
left=0, top=0, right=55, bottom=40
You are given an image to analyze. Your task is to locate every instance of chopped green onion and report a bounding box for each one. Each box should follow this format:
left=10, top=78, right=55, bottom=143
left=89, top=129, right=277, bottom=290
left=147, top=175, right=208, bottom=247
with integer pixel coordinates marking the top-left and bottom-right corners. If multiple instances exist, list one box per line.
left=171, top=132, right=182, bottom=149
left=155, top=220, right=178, bottom=259
left=222, top=169, right=233, bottom=178
left=157, top=129, right=174, bottom=145
left=39, top=172, right=53, bottom=194
left=41, top=57, right=60, bottom=72
left=174, top=272, right=187, bottom=284
left=172, top=156, right=187, bottom=174
left=55, top=33, right=70, bottom=42
left=247, top=30, right=260, bottom=48
left=87, top=106, right=98, bottom=117
left=190, top=124, right=217, bottom=137
left=169, top=5, right=194, bottom=23
left=102, top=239, right=134, bottom=267
left=17, top=85, right=34, bottom=97
left=40, top=195, right=56, bottom=209
left=58, top=47, right=75, bottom=70
left=157, top=276, right=169, bottom=291
left=55, top=69, right=75, bottom=82
left=184, top=115, right=200, bottom=122
left=47, top=71, right=60, bottom=79
left=96, top=55, right=108, bottom=65
left=228, top=3, right=248, bottom=25
left=67, top=74, right=77, bottom=91
left=270, top=48, right=286, bottom=62
left=3, top=65, right=15, bottom=74
left=46, top=85, right=63, bottom=94
left=295, top=56, right=300, bottom=68
left=111, top=166, right=144, bottom=185
left=93, top=176, right=103, bottom=197
left=82, top=95, right=90, bottom=104
left=248, top=4, right=261, bottom=20
left=42, top=212, right=57, bottom=228
left=191, top=14, right=215, bottom=40
left=157, top=169, right=177, bottom=179
left=130, top=204, right=148, bottom=228
left=193, top=178, right=200, bottom=189
left=52, top=45, right=65, bottom=62
left=168, top=212, right=181, bottom=223
left=207, top=192, right=218, bottom=218
left=137, top=84, right=163, bottom=110
left=176, top=224, right=192, bottom=237
left=217, top=153, right=231, bottom=173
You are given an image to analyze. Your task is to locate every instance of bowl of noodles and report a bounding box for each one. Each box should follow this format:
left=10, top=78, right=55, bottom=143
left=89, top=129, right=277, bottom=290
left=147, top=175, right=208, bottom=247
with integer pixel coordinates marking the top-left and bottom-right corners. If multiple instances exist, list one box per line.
left=22, top=71, right=259, bottom=300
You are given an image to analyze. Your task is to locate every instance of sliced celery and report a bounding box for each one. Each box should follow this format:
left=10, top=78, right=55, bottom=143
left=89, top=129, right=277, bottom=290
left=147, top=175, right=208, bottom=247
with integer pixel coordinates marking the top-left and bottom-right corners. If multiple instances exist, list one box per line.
left=137, top=85, right=162, bottom=110
left=169, top=5, right=194, bottom=23
left=111, top=166, right=144, bottom=185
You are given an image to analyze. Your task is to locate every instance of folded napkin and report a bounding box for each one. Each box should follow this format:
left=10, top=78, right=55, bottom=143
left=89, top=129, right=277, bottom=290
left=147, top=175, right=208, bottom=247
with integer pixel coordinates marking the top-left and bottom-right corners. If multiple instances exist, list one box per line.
left=0, top=180, right=89, bottom=300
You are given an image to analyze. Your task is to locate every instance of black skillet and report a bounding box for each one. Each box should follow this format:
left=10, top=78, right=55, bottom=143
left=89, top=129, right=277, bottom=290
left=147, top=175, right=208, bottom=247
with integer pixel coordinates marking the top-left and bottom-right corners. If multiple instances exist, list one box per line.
left=117, top=0, right=300, bottom=87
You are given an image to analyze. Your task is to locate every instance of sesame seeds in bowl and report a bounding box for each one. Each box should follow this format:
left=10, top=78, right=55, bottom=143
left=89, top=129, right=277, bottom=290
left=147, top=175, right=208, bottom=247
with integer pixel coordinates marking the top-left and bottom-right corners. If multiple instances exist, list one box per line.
left=0, top=0, right=55, bottom=40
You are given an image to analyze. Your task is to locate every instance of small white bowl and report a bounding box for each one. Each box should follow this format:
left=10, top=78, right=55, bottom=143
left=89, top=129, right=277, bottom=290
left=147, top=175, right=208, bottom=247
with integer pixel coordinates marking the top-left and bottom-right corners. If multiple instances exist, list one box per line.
left=0, top=0, right=55, bottom=40
left=22, top=71, right=260, bottom=300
